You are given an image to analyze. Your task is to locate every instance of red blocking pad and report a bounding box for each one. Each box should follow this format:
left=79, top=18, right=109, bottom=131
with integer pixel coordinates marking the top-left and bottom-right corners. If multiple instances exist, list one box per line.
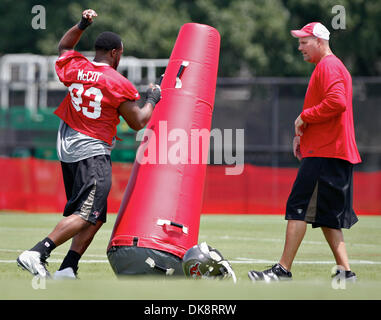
left=107, top=23, right=221, bottom=258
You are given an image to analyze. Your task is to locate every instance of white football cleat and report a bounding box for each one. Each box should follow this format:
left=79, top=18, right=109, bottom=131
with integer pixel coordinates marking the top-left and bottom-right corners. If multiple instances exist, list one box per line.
left=53, top=267, right=77, bottom=280
left=17, top=250, right=50, bottom=278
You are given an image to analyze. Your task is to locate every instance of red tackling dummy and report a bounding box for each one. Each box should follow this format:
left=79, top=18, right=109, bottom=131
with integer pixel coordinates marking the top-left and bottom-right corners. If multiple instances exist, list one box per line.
left=107, top=23, right=220, bottom=263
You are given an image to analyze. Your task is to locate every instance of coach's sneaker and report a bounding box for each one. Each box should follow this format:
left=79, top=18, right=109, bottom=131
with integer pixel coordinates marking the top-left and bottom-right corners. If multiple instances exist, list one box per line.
left=53, top=267, right=77, bottom=280
left=332, top=269, right=357, bottom=283
left=17, top=250, right=51, bottom=278
left=248, top=263, right=292, bottom=282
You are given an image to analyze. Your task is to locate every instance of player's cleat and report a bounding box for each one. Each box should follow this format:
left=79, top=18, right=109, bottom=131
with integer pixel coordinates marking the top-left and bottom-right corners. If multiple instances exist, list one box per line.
left=248, top=263, right=292, bottom=282
left=332, top=269, right=357, bottom=282
left=16, top=250, right=51, bottom=278
left=53, top=267, right=78, bottom=280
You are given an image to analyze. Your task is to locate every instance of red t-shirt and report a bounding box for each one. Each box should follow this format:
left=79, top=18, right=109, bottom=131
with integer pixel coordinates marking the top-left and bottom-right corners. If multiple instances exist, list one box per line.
left=54, top=50, right=140, bottom=145
left=300, top=55, right=361, bottom=164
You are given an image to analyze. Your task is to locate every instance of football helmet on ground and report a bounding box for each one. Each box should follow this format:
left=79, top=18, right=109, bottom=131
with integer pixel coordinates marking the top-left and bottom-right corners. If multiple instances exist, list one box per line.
left=182, top=242, right=237, bottom=283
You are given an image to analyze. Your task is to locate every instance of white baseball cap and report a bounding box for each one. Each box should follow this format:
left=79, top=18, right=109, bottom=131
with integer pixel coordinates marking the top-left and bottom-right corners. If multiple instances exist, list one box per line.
left=291, top=22, right=330, bottom=40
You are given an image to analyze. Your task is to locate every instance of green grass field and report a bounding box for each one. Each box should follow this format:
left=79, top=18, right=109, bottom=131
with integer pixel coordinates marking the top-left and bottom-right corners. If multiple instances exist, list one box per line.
left=1, top=212, right=381, bottom=300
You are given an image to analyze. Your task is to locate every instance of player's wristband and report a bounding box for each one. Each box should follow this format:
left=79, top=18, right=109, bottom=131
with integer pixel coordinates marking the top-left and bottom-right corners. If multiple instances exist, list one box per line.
left=146, top=97, right=158, bottom=108
left=77, top=16, right=92, bottom=30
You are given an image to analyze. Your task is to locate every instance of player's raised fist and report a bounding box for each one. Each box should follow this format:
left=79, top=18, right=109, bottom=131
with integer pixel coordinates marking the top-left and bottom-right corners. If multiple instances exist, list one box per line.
left=82, top=9, right=98, bottom=22
left=78, top=9, right=97, bottom=30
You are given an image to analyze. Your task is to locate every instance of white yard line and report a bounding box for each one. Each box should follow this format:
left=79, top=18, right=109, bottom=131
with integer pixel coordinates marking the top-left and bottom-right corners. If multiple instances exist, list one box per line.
left=1, top=248, right=380, bottom=265
left=2, top=259, right=381, bottom=264
left=232, top=258, right=381, bottom=265
left=0, top=248, right=106, bottom=258
left=1, top=259, right=108, bottom=263
left=199, top=235, right=380, bottom=248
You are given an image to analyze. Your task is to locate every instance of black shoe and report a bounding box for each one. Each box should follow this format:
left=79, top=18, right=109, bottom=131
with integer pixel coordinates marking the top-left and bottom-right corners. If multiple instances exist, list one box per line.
left=332, top=270, right=357, bottom=282
left=248, top=263, right=292, bottom=282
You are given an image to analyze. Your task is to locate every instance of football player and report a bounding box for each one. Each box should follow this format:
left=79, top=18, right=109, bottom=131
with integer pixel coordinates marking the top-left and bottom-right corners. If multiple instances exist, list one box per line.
left=17, top=9, right=161, bottom=279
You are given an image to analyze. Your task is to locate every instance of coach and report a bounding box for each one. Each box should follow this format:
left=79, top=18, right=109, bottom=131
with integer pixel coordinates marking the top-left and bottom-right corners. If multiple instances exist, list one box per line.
left=248, top=22, right=361, bottom=282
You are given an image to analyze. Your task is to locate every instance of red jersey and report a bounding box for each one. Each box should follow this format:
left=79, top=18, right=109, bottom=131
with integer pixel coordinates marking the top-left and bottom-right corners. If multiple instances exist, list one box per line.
left=300, top=55, right=361, bottom=164
left=54, top=50, right=140, bottom=145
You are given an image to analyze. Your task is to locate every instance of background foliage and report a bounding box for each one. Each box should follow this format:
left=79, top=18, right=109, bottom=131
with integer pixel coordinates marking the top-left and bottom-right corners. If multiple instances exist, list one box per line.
left=1, top=0, right=380, bottom=76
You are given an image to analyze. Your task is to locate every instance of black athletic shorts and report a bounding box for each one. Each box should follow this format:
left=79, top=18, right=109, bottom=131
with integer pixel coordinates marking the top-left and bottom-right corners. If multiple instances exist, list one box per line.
left=285, top=157, right=358, bottom=229
left=61, top=155, right=112, bottom=225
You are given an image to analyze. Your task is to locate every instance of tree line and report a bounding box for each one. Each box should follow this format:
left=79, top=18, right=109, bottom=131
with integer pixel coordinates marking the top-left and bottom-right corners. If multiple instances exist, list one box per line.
left=1, top=0, right=380, bottom=77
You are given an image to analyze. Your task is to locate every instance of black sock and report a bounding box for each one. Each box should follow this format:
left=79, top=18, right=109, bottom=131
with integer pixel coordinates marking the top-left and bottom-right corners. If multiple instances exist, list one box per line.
left=30, top=237, right=56, bottom=258
left=59, top=250, right=81, bottom=273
